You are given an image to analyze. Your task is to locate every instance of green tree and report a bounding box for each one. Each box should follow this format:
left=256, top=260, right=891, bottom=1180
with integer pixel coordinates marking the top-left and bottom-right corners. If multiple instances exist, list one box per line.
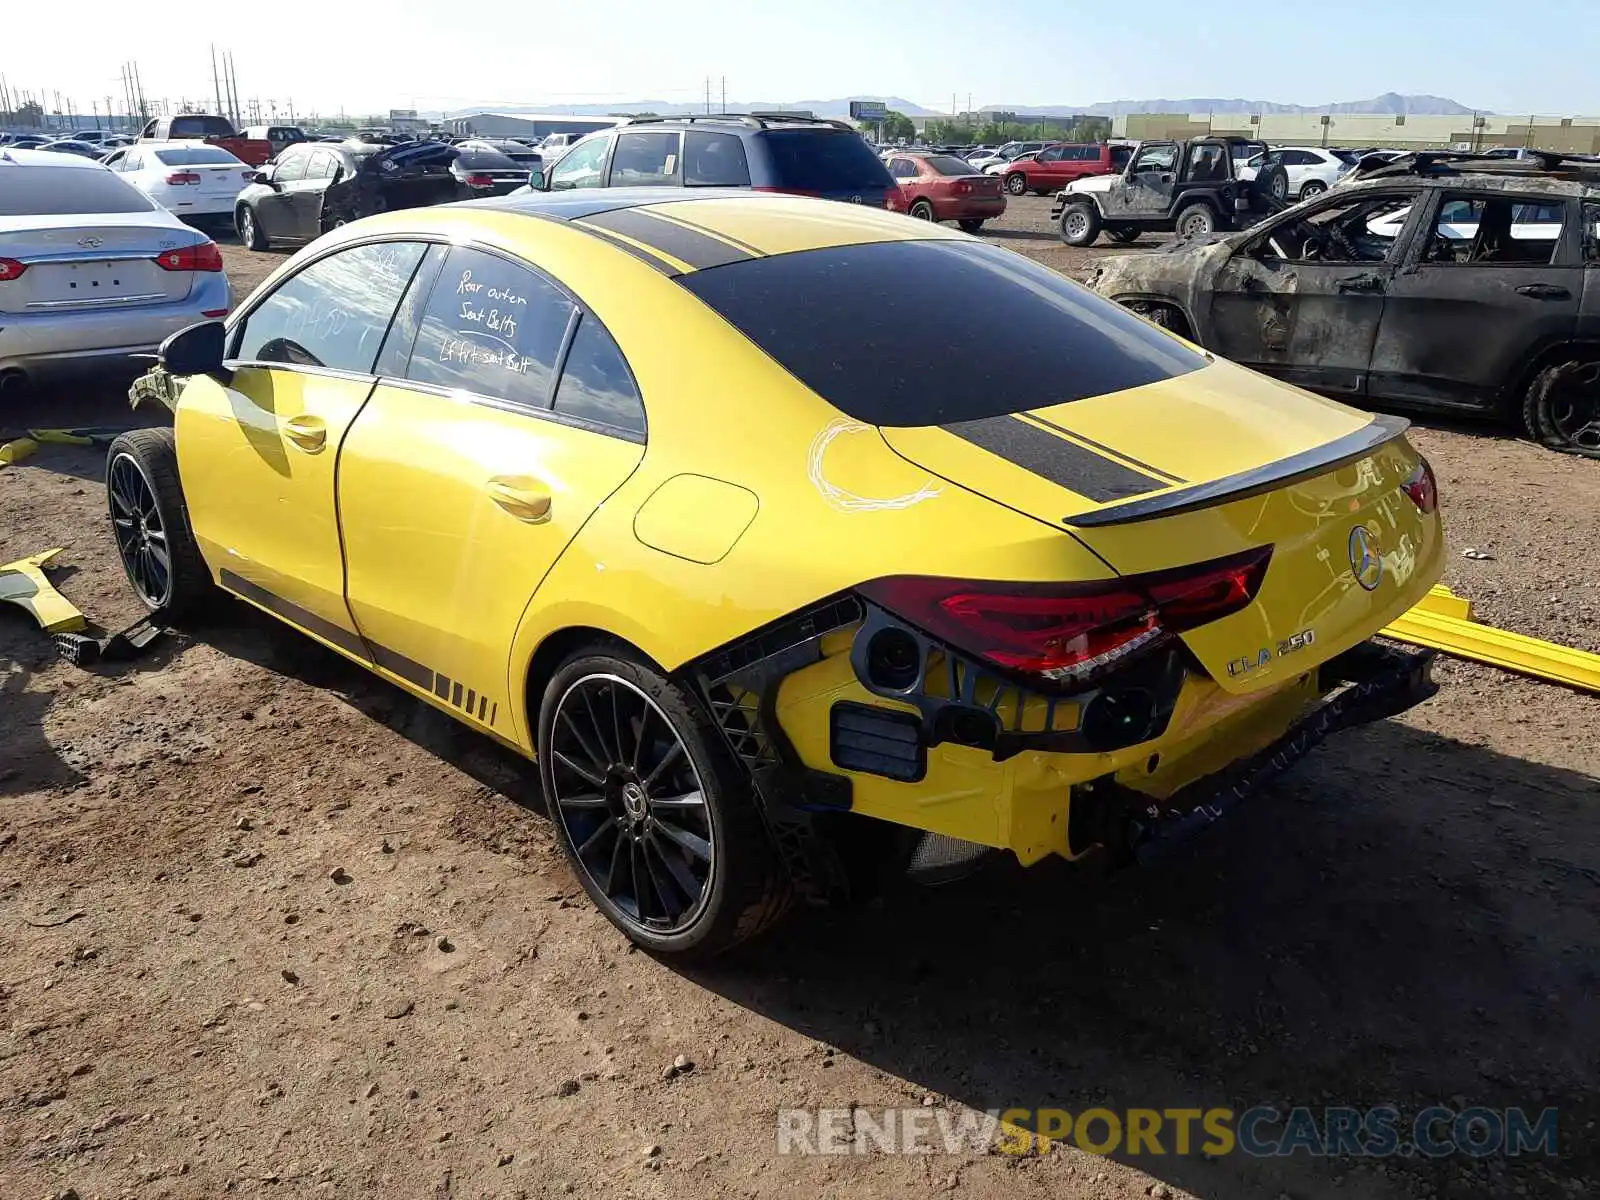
left=880, top=109, right=915, bottom=141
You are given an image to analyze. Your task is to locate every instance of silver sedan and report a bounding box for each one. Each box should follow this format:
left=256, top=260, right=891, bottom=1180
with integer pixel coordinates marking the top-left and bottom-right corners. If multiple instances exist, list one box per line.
left=0, top=148, right=233, bottom=391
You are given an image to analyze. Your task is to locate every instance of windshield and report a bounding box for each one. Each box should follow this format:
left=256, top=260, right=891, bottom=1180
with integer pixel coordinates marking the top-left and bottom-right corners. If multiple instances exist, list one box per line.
left=154, top=146, right=243, bottom=165
left=0, top=166, right=156, bottom=215
left=680, top=240, right=1204, bottom=426
left=761, top=130, right=893, bottom=190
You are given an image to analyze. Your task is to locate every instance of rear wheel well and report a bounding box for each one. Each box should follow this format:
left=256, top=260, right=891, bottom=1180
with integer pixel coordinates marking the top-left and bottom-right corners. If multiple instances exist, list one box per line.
left=523, top=626, right=660, bottom=741
left=1503, top=340, right=1600, bottom=413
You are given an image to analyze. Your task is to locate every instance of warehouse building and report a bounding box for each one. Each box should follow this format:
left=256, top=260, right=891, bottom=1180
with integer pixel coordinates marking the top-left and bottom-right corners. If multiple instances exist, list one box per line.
left=1113, top=111, right=1600, bottom=154
left=442, top=112, right=626, bottom=139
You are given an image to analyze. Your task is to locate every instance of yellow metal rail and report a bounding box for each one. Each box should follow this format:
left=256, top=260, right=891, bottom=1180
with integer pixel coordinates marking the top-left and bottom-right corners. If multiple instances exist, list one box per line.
left=1382, top=585, right=1600, bottom=695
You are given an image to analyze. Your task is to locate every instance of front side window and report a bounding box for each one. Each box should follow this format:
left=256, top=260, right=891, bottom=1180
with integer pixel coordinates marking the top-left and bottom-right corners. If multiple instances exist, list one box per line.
left=552, top=314, right=645, bottom=437
left=1256, top=194, right=1415, bottom=263
left=273, top=150, right=308, bottom=182
left=404, top=246, right=574, bottom=408
left=232, top=242, right=427, bottom=372
left=683, top=131, right=750, bottom=186
left=610, top=132, right=680, bottom=185
left=1425, top=193, right=1565, bottom=265
left=549, top=136, right=609, bottom=190
left=1130, top=144, right=1176, bottom=173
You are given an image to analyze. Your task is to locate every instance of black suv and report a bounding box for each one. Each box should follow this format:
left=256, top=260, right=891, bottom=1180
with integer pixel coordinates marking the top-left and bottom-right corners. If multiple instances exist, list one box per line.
left=1052, top=136, right=1267, bottom=245
left=1084, top=153, right=1600, bottom=456
left=523, top=114, right=900, bottom=209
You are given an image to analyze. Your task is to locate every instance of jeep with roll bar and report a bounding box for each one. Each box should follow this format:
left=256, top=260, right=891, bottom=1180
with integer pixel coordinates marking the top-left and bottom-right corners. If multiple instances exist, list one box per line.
left=1051, top=135, right=1269, bottom=247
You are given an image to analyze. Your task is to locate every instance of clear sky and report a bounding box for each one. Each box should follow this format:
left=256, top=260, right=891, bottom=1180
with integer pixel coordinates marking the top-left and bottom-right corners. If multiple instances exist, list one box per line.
left=4, top=0, right=1596, bottom=119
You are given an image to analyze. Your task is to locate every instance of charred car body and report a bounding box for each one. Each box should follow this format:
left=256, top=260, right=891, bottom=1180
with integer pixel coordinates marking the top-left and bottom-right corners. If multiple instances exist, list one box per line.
left=1052, top=136, right=1269, bottom=246
left=1085, top=153, right=1600, bottom=456
left=235, top=139, right=460, bottom=250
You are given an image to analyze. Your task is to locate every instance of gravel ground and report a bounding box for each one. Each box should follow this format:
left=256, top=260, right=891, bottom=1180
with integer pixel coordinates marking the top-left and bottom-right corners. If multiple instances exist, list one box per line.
left=0, top=197, right=1596, bottom=1200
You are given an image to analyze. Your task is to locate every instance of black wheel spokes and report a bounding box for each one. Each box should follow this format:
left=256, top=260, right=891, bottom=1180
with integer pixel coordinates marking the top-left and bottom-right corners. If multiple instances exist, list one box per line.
left=109, top=457, right=170, bottom=606
left=550, top=675, right=714, bottom=934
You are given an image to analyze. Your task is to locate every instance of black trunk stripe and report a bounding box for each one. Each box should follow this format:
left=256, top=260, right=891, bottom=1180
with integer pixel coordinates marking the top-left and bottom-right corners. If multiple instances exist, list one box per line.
left=580, top=208, right=755, bottom=271
left=219, top=570, right=369, bottom=660
left=1025, top=414, right=1187, bottom=485
left=942, top=416, right=1167, bottom=503
left=571, top=223, right=681, bottom=275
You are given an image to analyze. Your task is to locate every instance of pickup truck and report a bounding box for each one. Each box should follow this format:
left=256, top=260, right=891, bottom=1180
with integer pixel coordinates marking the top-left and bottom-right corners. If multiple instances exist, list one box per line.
left=242, top=124, right=309, bottom=158
left=138, top=114, right=273, bottom=167
left=1051, top=136, right=1268, bottom=246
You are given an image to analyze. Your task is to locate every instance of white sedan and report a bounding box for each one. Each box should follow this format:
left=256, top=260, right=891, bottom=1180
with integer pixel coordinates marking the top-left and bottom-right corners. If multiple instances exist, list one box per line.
left=101, top=141, right=254, bottom=225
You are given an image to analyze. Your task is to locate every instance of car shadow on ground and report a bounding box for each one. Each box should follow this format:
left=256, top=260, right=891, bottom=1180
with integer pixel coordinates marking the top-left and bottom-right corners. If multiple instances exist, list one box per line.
left=688, top=720, right=1598, bottom=1198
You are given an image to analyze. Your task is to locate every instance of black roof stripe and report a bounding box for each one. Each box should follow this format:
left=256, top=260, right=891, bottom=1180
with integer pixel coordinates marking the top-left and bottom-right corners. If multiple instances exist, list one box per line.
left=569, top=223, right=681, bottom=276
left=579, top=207, right=757, bottom=271
left=942, top=415, right=1167, bottom=504
left=470, top=185, right=766, bottom=224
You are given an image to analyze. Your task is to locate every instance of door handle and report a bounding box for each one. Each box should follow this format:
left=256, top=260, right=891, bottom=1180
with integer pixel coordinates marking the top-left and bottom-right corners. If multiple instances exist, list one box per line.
left=1516, top=283, right=1571, bottom=300
left=283, top=414, right=327, bottom=452
left=1337, top=275, right=1384, bottom=294
left=486, top=477, right=552, bottom=524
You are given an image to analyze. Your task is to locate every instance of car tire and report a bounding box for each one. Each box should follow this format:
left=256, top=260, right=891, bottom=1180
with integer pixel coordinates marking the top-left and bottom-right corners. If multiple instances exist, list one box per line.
left=909, top=200, right=936, bottom=222
left=1300, top=180, right=1328, bottom=199
left=237, top=205, right=267, bottom=251
left=1261, top=165, right=1290, bottom=205
left=105, top=428, right=216, bottom=619
left=1175, top=203, right=1217, bottom=239
left=1058, top=200, right=1101, bottom=247
left=957, top=218, right=985, bottom=233
left=1108, top=227, right=1141, bottom=244
left=537, top=648, right=793, bottom=959
left=1521, top=358, right=1600, bottom=458
left=1004, top=172, right=1028, bottom=196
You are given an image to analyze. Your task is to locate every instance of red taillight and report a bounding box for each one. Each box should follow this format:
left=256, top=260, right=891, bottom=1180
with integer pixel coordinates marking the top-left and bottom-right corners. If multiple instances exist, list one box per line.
left=165, top=171, right=202, bottom=185
left=464, top=173, right=496, bottom=189
left=859, top=547, right=1271, bottom=688
left=885, top=191, right=906, bottom=212
left=1402, top=457, right=1438, bottom=514
left=953, top=180, right=972, bottom=195
left=0, top=257, right=25, bottom=281
left=154, top=242, right=224, bottom=272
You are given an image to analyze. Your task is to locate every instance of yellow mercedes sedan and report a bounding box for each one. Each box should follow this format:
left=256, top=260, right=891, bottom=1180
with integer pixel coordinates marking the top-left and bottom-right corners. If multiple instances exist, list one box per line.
left=111, top=189, right=1444, bottom=957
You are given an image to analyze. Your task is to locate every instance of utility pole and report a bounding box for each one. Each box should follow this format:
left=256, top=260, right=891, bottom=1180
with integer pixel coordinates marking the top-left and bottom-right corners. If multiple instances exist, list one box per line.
left=720, top=76, right=726, bottom=114
left=212, top=45, right=224, bottom=117
left=704, top=76, right=711, bottom=114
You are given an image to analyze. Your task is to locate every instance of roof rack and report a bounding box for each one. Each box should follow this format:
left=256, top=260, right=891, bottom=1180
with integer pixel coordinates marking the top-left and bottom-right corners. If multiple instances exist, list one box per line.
left=621, top=112, right=853, bottom=131
left=1350, top=149, right=1600, bottom=182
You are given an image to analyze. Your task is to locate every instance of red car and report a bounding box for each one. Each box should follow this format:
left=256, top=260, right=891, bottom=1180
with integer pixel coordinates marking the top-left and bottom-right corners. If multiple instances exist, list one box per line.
left=1000, top=142, right=1132, bottom=196
left=886, top=151, right=1007, bottom=231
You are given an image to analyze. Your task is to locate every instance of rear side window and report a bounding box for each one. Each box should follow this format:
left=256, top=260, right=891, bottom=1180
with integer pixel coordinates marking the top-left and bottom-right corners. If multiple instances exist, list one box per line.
left=610, top=132, right=679, bottom=185
left=759, top=130, right=892, bottom=190
left=552, top=315, right=645, bottom=437
left=232, top=242, right=427, bottom=372
left=405, top=246, right=575, bottom=409
left=683, top=131, right=750, bottom=187
left=680, top=240, right=1204, bottom=426
left=0, top=166, right=154, bottom=215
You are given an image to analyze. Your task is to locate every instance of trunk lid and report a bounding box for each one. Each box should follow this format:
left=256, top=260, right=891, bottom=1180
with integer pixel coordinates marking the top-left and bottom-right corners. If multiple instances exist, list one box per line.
left=0, top=215, right=198, bottom=312
left=878, top=360, right=1444, bottom=694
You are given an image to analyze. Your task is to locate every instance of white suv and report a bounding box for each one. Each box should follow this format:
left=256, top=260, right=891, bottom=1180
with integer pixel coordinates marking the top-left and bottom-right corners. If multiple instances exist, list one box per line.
left=1241, top=146, right=1352, bottom=201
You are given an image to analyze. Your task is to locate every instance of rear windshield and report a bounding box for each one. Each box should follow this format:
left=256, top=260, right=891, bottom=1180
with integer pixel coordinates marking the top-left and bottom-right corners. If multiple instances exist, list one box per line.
left=154, top=146, right=242, bottom=165
left=169, top=116, right=236, bottom=138
left=680, top=240, right=1204, bottom=426
left=760, top=130, right=892, bottom=190
left=0, top=166, right=155, bottom=216
left=926, top=154, right=977, bottom=176
left=455, top=149, right=520, bottom=170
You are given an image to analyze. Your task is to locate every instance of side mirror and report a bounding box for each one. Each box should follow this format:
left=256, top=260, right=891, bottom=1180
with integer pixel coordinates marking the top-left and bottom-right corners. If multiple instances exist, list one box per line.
left=159, top=320, right=229, bottom=380
left=527, top=167, right=546, bottom=190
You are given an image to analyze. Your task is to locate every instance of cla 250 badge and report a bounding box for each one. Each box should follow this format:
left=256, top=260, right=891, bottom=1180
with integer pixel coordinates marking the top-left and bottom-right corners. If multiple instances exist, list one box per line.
left=1228, top=629, right=1316, bottom=678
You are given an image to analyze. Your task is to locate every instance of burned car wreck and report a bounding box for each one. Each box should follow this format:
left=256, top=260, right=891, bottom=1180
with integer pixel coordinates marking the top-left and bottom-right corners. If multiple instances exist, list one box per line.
left=1086, top=152, right=1600, bottom=456
left=234, top=139, right=461, bottom=251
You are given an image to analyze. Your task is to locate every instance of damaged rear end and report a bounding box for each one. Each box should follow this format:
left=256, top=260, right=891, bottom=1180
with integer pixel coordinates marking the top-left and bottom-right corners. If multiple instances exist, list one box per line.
left=677, top=233, right=1444, bottom=883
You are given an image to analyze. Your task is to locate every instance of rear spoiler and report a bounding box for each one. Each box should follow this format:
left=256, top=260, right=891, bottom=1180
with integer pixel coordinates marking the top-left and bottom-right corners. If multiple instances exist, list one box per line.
left=1064, top=414, right=1409, bottom=528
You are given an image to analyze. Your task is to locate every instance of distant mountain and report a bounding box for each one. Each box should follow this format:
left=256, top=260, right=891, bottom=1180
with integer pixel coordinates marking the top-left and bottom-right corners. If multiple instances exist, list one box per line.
left=995, top=93, right=1482, bottom=118
left=442, top=92, right=1483, bottom=122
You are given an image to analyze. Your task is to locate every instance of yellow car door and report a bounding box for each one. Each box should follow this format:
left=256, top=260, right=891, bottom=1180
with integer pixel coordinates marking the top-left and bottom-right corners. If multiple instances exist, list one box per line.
left=336, top=244, right=646, bottom=742
left=176, top=241, right=430, bottom=650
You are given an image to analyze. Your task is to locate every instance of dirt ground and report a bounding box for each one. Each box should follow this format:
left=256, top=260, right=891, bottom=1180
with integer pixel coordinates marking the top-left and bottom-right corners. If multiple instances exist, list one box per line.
left=1, top=196, right=1597, bottom=1200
